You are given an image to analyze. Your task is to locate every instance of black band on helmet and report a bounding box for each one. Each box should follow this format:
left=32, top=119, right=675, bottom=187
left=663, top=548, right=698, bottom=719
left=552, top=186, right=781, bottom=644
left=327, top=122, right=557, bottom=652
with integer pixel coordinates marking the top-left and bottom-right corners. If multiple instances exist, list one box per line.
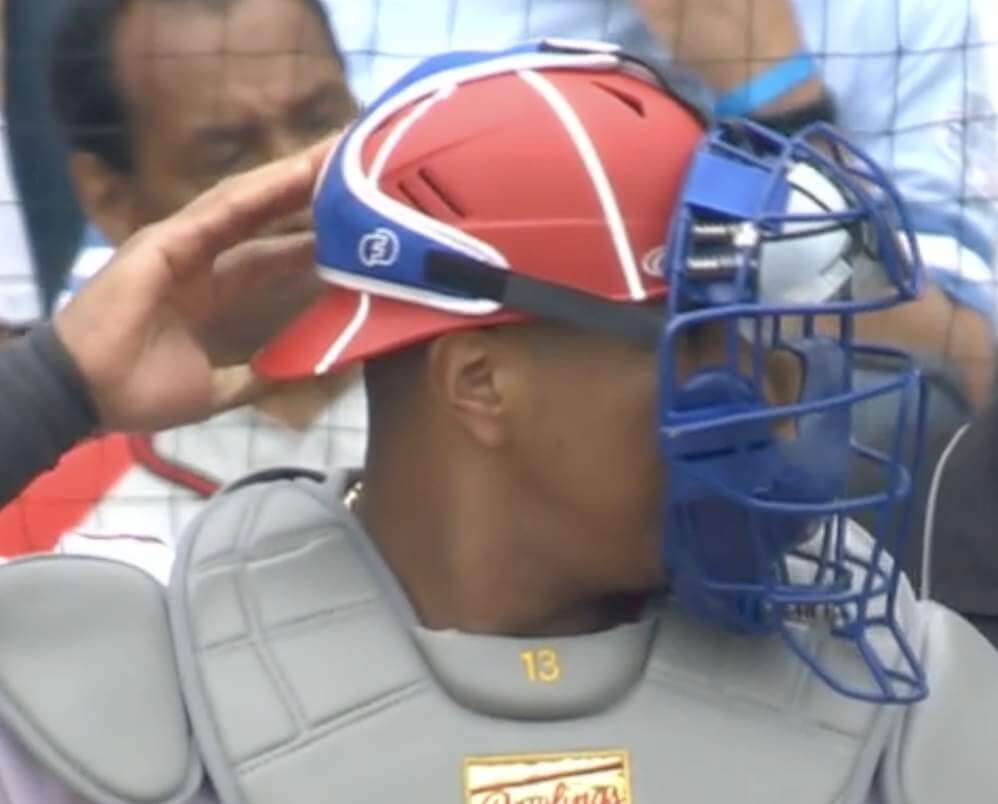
left=425, top=250, right=664, bottom=346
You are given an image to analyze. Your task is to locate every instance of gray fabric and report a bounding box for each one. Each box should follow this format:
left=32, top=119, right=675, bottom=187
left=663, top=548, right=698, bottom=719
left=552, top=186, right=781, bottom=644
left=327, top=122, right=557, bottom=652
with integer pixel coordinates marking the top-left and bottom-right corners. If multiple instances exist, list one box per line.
left=169, top=476, right=910, bottom=804
left=921, top=398, right=998, bottom=627
left=412, top=620, right=654, bottom=720
left=169, top=475, right=424, bottom=804
left=0, top=325, right=98, bottom=506
left=0, top=556, right=202, bottom=804
left=0, top=476, right=992, bottom=802
left=849, top=363, right=972, bottom=592
left=879, top=603, right=998, bottom=804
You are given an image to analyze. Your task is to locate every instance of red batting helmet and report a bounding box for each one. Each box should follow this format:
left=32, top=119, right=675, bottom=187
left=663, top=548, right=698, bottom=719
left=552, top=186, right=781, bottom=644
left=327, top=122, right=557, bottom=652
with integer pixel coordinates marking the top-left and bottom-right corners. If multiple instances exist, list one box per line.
left=254, top=40, right=704, bottom=379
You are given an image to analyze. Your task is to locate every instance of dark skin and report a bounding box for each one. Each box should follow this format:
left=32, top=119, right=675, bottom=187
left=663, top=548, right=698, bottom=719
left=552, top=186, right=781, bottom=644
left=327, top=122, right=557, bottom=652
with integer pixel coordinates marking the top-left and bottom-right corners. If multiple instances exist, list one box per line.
left=53, top=141, right=333, bottom=432
left=68, top=0, right=359, bottom=427
left=355, top=322, right=792, bottom=637
left=76, top=0, right=355, bottom=232
left=633, top=0, right=825, bottom=111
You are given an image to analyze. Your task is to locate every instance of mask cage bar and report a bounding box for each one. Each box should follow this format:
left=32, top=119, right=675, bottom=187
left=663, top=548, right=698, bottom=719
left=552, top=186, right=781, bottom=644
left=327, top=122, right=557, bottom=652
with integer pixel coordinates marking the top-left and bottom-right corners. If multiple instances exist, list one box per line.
left=778, top=370, right=929, bottom=703
left=659, top=295, right=928, bottom=702
left=666, top=121, right=923, bottom=321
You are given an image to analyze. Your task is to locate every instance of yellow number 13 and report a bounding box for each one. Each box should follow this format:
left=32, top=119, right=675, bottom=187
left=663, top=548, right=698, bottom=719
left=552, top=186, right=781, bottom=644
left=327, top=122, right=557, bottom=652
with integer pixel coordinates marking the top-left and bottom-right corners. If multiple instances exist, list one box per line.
left=520, top=648, right=561, bottom=683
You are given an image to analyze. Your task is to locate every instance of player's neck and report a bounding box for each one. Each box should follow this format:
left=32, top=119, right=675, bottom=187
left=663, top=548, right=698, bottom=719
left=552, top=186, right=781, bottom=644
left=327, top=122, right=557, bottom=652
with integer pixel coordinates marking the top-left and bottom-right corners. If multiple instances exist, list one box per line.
left=357, top=453, right=637, bottom=637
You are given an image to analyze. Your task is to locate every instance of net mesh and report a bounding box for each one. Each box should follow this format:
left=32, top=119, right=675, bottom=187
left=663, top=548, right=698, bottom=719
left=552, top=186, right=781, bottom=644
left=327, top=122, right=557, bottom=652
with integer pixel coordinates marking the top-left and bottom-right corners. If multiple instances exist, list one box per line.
left=0, top=0, right=995, bottom=567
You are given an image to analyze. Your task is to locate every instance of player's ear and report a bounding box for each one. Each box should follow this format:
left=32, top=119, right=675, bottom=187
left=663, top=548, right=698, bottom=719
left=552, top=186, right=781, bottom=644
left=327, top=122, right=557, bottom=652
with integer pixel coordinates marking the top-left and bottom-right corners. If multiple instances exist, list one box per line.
left=69, top=152, right=138, bottom=246
left=427, top=330, right=518, bottom=449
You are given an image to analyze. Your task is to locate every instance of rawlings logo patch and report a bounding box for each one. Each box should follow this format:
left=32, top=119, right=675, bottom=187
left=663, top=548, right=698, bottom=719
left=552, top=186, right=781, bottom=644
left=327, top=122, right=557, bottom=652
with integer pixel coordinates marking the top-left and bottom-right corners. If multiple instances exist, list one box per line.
left=463, top=749, right=631, bottom=804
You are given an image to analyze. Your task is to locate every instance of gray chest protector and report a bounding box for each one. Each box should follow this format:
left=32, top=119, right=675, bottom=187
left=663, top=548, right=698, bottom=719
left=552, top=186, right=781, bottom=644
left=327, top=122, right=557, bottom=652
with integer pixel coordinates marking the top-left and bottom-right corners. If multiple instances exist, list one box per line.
left=169, top=477, right=902, bottom=804
left=1, top=475, right=996, bottom=804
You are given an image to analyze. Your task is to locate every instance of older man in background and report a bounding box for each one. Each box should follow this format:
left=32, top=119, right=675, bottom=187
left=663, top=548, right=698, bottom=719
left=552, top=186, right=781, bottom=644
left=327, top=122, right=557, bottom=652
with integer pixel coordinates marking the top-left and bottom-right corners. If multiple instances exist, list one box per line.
left=0, top=0, right=363, bottom=566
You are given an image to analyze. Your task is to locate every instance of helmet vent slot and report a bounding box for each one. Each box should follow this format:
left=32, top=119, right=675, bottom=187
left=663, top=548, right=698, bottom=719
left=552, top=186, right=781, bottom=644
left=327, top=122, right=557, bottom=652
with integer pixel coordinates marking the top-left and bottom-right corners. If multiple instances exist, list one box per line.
left=593, top=81, right=645, bottom=117
left=396, top=180, right=431, bottom=215
left=418, top=167, right=466, bottom=218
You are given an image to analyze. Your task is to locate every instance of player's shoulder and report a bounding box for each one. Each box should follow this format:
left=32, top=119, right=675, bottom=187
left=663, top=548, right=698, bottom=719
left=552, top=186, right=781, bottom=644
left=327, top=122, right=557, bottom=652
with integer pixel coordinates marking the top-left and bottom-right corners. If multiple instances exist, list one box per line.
left=0, top=554, right=204, bottom=802
left=182, top=466, right=342, bottom=552
left=175, top=467, right=360, bottom=587
left=221, top=466, right=328, bottom=495
left=55, top=530, right=176, bottom=584
left=0, top=470, right=356, bottom=804
left=878, top=601, right=998, bottom=803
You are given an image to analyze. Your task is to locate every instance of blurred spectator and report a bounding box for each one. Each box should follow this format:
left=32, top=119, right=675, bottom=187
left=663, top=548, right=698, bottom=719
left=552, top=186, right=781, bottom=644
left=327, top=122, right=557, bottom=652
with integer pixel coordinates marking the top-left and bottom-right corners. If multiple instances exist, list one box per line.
left=0, top=0, right=362, bottom=556
left=0, top=0, right=43, bottom=333
left=0, top=141, right=330, bottom=512
left=0, top=121, right=41, bottom=331
left=4, top=0, right=86, bottom=308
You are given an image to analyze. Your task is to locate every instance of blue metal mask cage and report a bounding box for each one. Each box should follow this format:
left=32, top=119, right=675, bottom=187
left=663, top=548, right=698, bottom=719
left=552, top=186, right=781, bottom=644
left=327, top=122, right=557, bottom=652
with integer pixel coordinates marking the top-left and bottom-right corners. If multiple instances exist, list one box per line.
left=659, top=120, right=928, bottom=703
left=315, top=39, right=930, bottom=704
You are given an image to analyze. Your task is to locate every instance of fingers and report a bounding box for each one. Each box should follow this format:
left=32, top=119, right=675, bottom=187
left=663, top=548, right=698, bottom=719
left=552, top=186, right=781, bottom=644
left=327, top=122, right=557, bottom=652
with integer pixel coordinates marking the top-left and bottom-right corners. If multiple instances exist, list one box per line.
left=211, top=230, right=317, bottom=292
left=147, top=136, right=338, bottom=282
left=185, top=137, right=332, bottom=222
left=256, top=207, right=316, bottom=239
left=192, top=231, right=323, bottom=365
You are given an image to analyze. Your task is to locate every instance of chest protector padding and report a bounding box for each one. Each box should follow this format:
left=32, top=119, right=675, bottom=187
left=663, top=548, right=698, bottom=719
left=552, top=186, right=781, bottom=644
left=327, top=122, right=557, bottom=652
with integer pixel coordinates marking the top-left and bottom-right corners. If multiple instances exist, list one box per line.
left=0, top=556, right=203, bottom=804
left=170, top=477, right=911, bottom=804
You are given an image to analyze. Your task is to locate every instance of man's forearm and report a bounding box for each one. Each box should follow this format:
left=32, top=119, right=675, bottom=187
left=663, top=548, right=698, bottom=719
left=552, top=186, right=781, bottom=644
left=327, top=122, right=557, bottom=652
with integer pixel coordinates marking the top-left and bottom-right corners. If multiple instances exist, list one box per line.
left=632, top=0, right=824, bottom=114
left=850, top=285, right=995, bottom=409
left=0, top=325, right=98, bottom=506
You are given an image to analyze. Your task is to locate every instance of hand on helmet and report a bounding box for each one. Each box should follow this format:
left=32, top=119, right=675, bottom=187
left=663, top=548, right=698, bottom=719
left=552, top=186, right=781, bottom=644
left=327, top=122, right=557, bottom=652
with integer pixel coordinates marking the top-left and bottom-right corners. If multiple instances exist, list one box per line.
left=53, top=138, right=334, bottom=432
